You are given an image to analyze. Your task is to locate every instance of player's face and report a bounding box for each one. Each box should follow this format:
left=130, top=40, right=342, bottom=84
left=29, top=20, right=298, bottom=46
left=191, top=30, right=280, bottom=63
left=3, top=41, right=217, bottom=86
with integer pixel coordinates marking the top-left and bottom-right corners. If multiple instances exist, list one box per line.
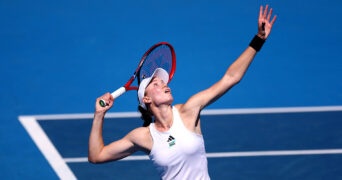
left=144, top=77, right=173, bottom=108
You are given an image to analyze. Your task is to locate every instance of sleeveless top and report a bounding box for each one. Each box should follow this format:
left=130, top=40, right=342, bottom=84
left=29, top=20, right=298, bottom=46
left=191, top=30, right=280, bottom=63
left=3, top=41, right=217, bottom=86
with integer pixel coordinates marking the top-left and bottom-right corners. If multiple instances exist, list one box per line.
left=148, top=107, right=210, bottom=180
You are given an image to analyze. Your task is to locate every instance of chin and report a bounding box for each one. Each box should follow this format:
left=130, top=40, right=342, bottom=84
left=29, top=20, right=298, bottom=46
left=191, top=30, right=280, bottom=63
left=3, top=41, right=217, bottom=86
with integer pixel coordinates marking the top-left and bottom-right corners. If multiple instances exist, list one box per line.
left=167, top=96, right=174, bottom=105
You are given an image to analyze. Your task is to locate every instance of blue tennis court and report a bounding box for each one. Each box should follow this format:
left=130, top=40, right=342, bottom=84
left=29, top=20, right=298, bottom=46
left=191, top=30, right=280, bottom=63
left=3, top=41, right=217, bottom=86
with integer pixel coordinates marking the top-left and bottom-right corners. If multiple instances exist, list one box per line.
left=19, top=107, right=342, bottom=179
left=1, top=0, right=342, bottom=179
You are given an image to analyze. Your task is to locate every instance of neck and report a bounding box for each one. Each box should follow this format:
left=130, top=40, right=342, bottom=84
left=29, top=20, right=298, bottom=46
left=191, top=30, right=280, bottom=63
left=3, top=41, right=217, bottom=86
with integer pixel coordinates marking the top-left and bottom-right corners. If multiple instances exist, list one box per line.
left=152, top=105, right=173, bottom=131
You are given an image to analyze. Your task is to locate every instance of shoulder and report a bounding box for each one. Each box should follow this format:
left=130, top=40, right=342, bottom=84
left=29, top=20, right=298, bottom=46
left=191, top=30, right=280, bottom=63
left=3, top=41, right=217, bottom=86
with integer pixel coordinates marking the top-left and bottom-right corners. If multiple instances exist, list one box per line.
left=173, top=104, right=202, bottom=133
left=174, top=103, right=200, bottom=119
left=127, top=126, right=152, bottom=152
left=174, top=104, right=183, bottom=111
left=127, top=126, right=150, bottom=140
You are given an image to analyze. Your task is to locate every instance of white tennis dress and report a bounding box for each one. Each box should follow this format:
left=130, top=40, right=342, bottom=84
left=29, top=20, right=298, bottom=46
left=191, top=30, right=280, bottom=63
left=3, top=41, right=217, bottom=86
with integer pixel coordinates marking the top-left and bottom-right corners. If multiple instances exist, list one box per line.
left=149, top=107, right=210, bottom=180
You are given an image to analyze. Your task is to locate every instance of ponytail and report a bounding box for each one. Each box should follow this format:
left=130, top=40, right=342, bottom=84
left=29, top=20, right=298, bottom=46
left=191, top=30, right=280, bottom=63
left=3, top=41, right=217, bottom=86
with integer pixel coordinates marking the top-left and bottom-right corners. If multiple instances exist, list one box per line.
left=138, top=106, right=153, bottom=127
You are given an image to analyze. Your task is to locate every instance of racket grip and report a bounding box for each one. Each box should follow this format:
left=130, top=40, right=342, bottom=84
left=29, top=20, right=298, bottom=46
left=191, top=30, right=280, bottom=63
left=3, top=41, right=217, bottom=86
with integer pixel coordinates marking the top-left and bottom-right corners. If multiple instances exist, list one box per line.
left=111, top=87, right=126, bottom=99
left=99, top=87, right=127, bottom=107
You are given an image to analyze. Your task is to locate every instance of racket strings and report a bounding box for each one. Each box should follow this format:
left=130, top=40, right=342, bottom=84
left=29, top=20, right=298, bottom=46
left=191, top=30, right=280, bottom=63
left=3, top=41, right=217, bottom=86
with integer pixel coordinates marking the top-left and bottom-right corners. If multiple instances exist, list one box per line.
left=138, top=45, right=173, bottom=83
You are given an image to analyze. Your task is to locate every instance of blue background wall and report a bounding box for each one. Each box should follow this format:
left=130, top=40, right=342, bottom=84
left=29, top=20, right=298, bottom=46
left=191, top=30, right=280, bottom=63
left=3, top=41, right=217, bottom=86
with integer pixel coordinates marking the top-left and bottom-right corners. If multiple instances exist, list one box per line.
left=1, top=0, right=341, bottom=179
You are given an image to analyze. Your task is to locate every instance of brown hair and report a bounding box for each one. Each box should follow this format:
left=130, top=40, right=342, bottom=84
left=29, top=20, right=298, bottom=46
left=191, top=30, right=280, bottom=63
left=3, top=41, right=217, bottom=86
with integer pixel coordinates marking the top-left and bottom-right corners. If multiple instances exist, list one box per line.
left=138, top=105, right=153, bottom=127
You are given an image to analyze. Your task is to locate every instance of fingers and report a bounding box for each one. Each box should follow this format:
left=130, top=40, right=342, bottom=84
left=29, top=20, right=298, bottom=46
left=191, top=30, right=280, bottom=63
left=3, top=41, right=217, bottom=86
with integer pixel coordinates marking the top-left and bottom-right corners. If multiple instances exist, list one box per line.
left=258, top=5, right=277, bottom=38
left=270, top=14, right=277, bottom=26
left=267, top=8, right=272, bottom=22
left=263, top=5, right=268, bottom=19
left=95, top=93, right=114, bottom=112
left=259, top=5, right=271, bottom=22
left=259, top=5, right=263, bottom=19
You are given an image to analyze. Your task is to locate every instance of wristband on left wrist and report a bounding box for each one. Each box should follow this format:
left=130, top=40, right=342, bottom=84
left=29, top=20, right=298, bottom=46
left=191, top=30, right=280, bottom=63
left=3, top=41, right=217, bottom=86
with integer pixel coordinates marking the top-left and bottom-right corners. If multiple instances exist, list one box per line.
left=249, top=35, right=265, bottom=52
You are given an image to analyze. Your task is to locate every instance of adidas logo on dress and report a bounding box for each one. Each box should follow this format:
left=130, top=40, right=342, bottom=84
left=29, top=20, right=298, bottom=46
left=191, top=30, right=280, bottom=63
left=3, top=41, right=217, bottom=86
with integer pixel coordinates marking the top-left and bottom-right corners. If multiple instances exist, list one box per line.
left=167, top=135, right=175, bottom=147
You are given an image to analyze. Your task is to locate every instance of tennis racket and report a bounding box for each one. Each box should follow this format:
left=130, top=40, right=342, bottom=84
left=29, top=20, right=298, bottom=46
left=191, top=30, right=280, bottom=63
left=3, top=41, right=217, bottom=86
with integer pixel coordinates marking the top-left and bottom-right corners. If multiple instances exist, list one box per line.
left=99, top=42, right=176, bottom=107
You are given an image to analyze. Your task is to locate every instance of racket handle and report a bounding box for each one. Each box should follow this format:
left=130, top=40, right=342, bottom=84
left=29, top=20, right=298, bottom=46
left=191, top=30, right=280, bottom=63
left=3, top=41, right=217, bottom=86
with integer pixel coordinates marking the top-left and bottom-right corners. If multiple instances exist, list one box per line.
left=99, top=87, right=127, bottom=107
left=111, top=87, right=127, bottom=99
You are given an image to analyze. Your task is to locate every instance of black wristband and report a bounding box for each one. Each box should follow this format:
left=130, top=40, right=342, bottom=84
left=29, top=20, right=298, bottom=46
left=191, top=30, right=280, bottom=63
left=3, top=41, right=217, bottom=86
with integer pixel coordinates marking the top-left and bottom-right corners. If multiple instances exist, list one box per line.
left=249, top=35, right=265, bottom=52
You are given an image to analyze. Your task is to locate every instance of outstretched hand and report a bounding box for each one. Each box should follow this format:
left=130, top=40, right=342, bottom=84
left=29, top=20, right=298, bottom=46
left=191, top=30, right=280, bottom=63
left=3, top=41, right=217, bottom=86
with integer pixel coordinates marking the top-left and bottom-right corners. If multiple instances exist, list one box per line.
left=258, top=5, right=277, bottom=39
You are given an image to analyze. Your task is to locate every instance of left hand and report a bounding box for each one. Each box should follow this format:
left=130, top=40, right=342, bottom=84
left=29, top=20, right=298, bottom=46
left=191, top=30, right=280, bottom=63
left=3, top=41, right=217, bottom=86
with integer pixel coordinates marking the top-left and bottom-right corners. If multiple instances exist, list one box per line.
left=258, top=5, right=277, bottom=39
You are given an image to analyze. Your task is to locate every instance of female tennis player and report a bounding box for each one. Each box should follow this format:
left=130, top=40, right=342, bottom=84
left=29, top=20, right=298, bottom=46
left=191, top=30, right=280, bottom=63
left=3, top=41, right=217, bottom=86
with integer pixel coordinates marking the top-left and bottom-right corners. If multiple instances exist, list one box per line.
left=89, top=5, right=277, bottom=179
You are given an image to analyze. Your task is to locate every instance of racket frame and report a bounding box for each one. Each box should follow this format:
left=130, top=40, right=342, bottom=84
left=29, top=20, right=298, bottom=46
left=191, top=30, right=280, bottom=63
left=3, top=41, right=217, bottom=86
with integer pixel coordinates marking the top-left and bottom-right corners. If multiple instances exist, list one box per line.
left=99, top=42, right=176, bottom=107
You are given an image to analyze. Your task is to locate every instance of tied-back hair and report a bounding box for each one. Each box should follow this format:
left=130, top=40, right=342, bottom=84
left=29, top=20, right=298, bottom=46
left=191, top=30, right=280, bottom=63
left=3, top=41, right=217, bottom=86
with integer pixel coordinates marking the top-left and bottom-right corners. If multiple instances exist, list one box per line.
left=138, top=105, right=153, bottom=127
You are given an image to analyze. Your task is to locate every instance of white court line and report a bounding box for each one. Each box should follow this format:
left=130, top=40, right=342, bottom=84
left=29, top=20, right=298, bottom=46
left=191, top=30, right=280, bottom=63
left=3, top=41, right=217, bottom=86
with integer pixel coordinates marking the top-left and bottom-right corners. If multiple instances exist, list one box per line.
left=18, top=116, right=77, bottom=180
left=64, top=148, right=342, bottom=163
left=18, top=106, right=342, bottom=179
left=202, top=106, right=342, bottom=115
left=24, top=106, right=342, bottom=121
